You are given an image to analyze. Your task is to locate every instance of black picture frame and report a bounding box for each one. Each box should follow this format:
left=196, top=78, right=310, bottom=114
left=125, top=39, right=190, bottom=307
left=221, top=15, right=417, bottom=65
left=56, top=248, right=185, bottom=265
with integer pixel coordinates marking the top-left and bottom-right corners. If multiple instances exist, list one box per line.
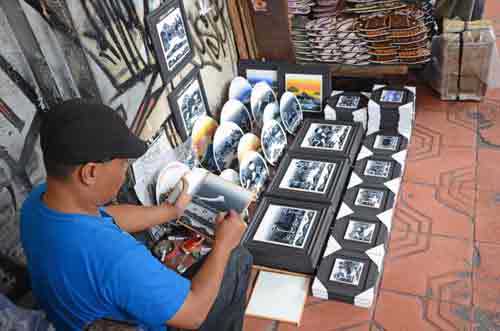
left=313, top=249, right=379, bottom=306
left=168, top=67, right=210, bottom=140
left=279, top=63, right=331, bottom=117
left=265, top=152, right=351, bottom=206
left=353, top=156, right=403, bottom=185
left=340, top=180, right=396, bottom=219
left=330, top=217, right=388, bottom=254
left=361, top=130, right=409, bottom=157
left=370, top=86, right=415, bottom=109
left=290, top=119, right=364, bottom=164
left=244, top=197, right=335, bottom=274
left=146, top=0, right=194, bottom=84
left=237, top=60, right=281, bottom=96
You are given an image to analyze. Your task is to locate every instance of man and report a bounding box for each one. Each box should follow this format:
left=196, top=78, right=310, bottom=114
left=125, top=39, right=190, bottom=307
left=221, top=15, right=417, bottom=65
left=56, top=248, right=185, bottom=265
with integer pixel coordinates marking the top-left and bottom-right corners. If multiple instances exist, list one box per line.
left=20, top=99, right=251, bottom=331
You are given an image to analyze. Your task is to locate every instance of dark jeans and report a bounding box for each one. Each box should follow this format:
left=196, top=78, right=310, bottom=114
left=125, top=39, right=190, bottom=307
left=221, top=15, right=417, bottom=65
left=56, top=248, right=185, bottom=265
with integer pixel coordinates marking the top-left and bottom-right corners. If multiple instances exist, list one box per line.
left=180, top=246, right=253, bottom=331
left=86, top=246, right=253, bottom=331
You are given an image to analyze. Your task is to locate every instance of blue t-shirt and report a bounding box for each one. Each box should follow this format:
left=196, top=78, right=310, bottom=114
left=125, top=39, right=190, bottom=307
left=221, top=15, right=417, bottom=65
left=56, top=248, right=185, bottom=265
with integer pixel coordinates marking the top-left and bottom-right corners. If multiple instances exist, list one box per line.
left=20, top=184, right=191, bottom=331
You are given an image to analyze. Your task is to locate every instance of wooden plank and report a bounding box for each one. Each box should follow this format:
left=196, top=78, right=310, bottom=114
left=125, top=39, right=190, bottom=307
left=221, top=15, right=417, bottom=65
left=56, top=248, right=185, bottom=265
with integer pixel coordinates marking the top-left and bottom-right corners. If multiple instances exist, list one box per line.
left=239, top=0, right=259, bottom=59
left=330, top=64, right=409, bottom=78
left=250, top=0, right=294, bottom=61
left=227, top=0, right=249, bottom=60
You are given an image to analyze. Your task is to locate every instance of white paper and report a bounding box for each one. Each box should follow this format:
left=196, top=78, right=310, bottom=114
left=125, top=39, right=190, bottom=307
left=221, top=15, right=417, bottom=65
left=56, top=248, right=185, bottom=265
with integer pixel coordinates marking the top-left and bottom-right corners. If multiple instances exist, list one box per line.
left=246, top=271, right=309, bottom=325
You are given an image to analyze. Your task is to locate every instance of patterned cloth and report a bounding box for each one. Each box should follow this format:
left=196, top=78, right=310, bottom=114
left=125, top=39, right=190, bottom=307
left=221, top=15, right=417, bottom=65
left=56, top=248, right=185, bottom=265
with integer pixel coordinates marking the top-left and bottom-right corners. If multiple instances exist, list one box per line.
left=0, top=294, right=54, bottom=331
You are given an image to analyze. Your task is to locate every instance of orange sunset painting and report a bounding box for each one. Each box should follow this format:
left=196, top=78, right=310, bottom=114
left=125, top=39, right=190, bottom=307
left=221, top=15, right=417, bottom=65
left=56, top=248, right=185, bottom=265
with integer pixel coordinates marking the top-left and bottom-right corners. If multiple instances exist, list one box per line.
left=285, top=73, right=323, bottom=112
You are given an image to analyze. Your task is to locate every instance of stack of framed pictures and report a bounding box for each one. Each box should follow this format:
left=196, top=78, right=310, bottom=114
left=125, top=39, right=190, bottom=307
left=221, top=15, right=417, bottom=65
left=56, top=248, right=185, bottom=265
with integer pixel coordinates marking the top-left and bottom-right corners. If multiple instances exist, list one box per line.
left=324, top=91, right=370, bottom=130
left=244, top=197, right=336, bottom=274
left=367, top=85, right=416, bottom=139
left=290, top=119, right=364, bottom=164
left=358, top=130, right=409, bottom=164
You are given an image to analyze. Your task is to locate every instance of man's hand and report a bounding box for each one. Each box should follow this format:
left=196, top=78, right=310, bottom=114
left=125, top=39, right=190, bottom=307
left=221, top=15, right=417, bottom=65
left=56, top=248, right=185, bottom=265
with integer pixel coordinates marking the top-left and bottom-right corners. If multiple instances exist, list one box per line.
left=214, top=210, right=247, bottom=252
left=172, top=177, right=192, bottom=218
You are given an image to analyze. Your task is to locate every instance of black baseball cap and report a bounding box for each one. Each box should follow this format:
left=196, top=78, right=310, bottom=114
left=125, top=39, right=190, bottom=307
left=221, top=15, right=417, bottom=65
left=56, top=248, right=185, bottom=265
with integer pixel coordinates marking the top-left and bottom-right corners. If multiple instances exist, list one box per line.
left=40, top=99, right=147, bottom=165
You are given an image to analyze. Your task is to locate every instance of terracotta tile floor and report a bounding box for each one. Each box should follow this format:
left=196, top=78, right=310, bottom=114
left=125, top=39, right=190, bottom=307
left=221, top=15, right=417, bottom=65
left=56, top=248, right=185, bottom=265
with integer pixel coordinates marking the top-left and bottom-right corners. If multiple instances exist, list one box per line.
left=243, top=7, right=500, bottom=328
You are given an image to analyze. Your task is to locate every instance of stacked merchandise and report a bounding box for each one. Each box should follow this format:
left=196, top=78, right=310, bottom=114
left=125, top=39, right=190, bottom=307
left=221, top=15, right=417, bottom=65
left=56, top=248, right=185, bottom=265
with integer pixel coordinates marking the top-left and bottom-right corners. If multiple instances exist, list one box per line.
left=312, top=85, right=414, bottom=307
left=244, top=119, right=364, bottom=274
left=288, top=0, right=435, bottom=65
left=324, top=91, right=370, bottom=129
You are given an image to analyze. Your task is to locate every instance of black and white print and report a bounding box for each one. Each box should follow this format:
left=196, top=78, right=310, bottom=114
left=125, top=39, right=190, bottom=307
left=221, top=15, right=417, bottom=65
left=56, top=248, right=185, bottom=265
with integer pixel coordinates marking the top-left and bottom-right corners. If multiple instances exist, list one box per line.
left=213, top=122, right=244, bottom=171
left=344, top=220, right=376, bottom=244
left=279, top=159, right=335, bottom=194
left=261, top=120, right=287, bottom=165
left=176, top=79, right=207, bottom=136
left=336, top=95, right=361, bottom=109
left=254, top=205, right=317, bottom=248
left=380, top=89, right=404, bottom=103
left=354, top=188, right=385, bottom=209
left=373, top=135, right=399, bottom=151
left=364, top=160, right=392, bottom=178
left=301, top=123, right=352, bottom=151
left=239, top=151, right=269, bottom=195
left=330, top=258, right=364, bottom=286
left=156, top=6, right=190, bottom=71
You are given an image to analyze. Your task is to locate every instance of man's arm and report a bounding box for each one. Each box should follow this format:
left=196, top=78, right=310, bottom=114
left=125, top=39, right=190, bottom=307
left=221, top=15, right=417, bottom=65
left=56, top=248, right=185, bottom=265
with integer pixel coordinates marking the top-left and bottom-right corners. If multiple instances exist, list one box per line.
left=105, top=204, right=179, bottom=233
left=166, top=211, right=247, bottom=329
left=107, top=178, right=192, bottom=233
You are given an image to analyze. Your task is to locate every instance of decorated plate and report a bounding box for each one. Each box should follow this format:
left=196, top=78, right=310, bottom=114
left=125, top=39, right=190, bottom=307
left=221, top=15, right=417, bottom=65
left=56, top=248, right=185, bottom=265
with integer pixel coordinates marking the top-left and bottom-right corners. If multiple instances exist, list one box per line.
left=219, top=168, right=240, bottom=186
left=155, top=161, right=190, bottom=205
left=263, top=102, right=282, bottom=126
left=239, top=151, right=269, bottom=196
left=228, top=76, right=252, bottom=105
left=213, top=122, right=244, bottom=172
left=220, top=99, right=253, bottom=132
left=251, top=81, right=277, bottom=126
left=191, top=115, right=219, bottom=172
left=237, top=133, right=261, bottom=163
left=261, top=119, right=287, bottom=165
left=279, top=91, right=303, bottom=134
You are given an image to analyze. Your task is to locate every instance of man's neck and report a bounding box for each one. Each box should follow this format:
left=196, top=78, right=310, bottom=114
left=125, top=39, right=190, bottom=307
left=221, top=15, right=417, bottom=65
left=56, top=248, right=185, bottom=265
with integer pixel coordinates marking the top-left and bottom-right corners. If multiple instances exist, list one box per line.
left=43, top=180, right=100, bottom=217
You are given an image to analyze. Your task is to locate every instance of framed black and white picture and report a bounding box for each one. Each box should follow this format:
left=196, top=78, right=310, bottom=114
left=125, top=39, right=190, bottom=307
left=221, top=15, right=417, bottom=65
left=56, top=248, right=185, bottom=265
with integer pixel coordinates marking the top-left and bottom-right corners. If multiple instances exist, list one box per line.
left=331, top=217, right=389, bottom=254
left=266, top=153, right=350, bottom=206
left=353, top=156, right=403, bottom=185
left=312, top=248, right=380, bottom=307
left=324, top=91, right=369, bottom=130
left=238, top=60, right=281, bottom=95
left=147, top=0, right=194, bottom=84
left=291, top=119, right=364, bottom=163
left=168, top=67, right=210, bottom=140
left=244, top=197, right=336, bottom=274
left=279, top=64, right=331, bottom=117
left=337, top=172, right=397, bottom=217
left=360, top=130, right=409, bottom=158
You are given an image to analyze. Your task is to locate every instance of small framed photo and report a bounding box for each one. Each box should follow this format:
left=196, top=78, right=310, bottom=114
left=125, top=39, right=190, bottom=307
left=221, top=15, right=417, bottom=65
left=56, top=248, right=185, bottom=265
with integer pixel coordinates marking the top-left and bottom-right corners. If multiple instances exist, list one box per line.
left=354, top=188, right=385, bottom=209
left=168, top=67, right=210, bottom=140
left=238, top=60, right=280, bottom=95
left=361, top=130, right=409, bottom=157
left=279, top=64, right=331, bottom=116
left=330, top=258, right=364, bottom=286
left=147, top=0, right=194, bottom=84
left=244, top=197, right=336, bottom=274
left=380, top=89, right=405, bottom=103
left=266, top=152, right=350, bottom=206
left=341, top=178, right=396, bottom=219
left=344, top=220, right=377, bottom=244
left=291, top=119, right=364, bottom=163
left=331, top=217, right=388, bottom=253
left=354, top=156, right=403, bottom=186
left=336, top=95, right=361, bottom=109
left=373, top=135, right=400, bottom=151
left=312, top=249, right=379, bottom=306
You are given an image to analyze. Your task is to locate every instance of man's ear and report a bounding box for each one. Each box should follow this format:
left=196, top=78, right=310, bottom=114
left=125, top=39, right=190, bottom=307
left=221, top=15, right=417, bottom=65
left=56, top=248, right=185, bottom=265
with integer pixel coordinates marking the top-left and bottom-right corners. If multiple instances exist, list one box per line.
left=79, top=162, right=98, bottom=186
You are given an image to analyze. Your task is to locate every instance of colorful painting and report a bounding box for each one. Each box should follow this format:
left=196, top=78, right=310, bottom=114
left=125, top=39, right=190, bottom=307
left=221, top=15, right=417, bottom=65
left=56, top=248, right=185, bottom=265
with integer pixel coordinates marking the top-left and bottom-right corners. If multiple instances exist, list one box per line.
left=285, top=73, right=323, bottom=113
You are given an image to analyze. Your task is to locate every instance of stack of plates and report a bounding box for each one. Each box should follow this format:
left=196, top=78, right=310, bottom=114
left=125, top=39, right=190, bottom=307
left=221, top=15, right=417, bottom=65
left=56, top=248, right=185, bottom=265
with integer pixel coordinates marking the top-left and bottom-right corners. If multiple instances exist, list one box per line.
left=287, top=0, right=435, bottom=66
